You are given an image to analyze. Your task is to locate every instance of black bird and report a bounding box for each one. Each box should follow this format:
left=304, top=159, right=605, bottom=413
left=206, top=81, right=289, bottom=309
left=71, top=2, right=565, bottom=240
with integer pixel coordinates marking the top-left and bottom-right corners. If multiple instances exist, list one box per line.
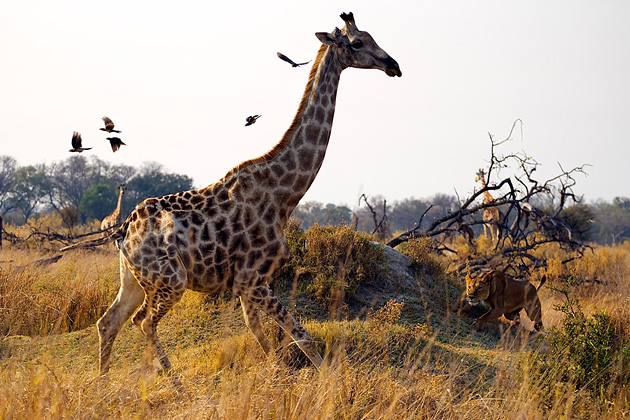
left=277, top=52, right=311, bottom=68
left=106, top=137, right=126, bottom=152
left=69, top=131, right=92, bottom=153
left=245, top=115, right=261, bottom=126
left=100, top=116, right=121, bottom=133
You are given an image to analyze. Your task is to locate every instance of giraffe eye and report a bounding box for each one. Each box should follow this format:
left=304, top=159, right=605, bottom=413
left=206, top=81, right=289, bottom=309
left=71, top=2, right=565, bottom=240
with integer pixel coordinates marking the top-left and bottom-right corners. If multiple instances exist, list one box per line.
left=350, top=40, right=363, bottom=49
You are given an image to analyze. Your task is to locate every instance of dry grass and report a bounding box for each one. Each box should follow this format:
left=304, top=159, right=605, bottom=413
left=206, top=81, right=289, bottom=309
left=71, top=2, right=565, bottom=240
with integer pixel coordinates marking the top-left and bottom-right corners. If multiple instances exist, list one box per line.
left=1, top=227, right=630, bottom=419
left=0, top=248, right=119, bottom=336
left=2, top=315, right=627, bottom=419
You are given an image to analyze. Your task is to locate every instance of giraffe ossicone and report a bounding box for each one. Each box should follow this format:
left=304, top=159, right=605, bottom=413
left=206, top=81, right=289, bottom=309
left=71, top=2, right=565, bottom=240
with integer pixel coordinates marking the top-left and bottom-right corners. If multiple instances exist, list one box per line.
left=61, top=11, right=401, bottom=377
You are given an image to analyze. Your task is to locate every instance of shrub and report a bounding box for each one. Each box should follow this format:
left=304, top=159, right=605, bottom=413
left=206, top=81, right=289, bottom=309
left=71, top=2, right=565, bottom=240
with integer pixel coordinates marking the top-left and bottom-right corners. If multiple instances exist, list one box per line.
left=537, top=277, right=630, bottom=403
left=275, top=221, right=385, bottom=313
left=396, top=236, right=442, bottom=275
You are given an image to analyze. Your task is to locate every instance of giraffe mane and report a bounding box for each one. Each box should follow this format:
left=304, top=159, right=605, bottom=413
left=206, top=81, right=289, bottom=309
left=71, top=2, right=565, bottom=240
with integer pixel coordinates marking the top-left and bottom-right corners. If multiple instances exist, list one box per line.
left=221, top=43, right=329, bottom=180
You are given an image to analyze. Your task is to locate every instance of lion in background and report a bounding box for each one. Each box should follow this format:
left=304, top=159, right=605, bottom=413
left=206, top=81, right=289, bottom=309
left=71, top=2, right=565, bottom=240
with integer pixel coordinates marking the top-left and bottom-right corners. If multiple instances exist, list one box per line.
left=458, top=270, right=546, bottom=332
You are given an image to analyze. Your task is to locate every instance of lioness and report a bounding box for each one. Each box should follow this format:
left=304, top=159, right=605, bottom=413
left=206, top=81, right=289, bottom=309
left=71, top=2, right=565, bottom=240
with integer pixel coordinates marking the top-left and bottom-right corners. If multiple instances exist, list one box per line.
left=458, top=270, right=546, bottom=331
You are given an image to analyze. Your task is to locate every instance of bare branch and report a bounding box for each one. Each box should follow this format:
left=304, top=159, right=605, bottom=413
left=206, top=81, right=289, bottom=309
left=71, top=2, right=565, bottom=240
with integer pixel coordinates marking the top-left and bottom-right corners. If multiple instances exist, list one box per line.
left=387, top=119, right=590, bottom=281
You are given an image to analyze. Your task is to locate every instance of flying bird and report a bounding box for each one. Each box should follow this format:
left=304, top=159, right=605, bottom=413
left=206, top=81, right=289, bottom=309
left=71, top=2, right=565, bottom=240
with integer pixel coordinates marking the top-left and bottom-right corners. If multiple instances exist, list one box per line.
left=106, top=137, right=126, bottom=152
left=100, top=116, right=121, bottom=133
left=277, top=52, right=311, bottom=68
left=69, top=131, right=92, bottom=153
left=245, top=115, right=261, bottom=126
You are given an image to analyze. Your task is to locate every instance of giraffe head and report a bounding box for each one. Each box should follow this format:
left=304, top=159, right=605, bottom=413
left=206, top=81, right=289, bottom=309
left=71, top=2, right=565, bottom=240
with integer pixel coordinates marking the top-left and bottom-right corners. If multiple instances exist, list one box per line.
left=475, top=169, right=486, bottom=184
left=315, top=12, right=401, bottom=77
left=119, top=183, right=127, bottom=193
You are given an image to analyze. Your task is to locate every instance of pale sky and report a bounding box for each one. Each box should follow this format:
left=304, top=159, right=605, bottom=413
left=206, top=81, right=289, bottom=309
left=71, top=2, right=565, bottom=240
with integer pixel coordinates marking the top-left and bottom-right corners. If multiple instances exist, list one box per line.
left=1, top=1, right=629, bottom=207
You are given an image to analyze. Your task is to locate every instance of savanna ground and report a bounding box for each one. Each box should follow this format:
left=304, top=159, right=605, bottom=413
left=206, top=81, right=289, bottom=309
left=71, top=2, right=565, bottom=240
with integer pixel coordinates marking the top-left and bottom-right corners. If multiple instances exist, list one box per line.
left=1, top=217, right=630, bottom=419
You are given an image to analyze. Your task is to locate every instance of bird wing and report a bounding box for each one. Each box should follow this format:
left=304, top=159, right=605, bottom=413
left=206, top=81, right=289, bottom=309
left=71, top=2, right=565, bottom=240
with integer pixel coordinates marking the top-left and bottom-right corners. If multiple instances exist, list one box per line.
left=107, top=137, right=126, bottom=152
left=245, top=115, right=261, bottom=126
left=102, top=116, right=115, bottom=130
left=71, top=131, right=82, bottom=149
left=277, top=52, right=297, bottom=66
left=295, top=60, right=311, bottom=67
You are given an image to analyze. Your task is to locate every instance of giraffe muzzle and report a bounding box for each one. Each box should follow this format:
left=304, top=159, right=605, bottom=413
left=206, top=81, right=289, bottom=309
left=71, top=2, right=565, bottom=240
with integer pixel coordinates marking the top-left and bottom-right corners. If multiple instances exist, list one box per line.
left=384, top=57, right=402, bottom=77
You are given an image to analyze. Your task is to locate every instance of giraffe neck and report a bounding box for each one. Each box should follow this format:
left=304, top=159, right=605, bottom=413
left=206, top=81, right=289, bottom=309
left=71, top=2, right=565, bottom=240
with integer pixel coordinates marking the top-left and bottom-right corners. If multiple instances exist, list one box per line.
left=224, top=44, right=343, bottom=225
left=113, top=189, right=124, bottom=220
left=282, top=46, right=340, bottom=187
left=477, top=177, right=494, bottom=204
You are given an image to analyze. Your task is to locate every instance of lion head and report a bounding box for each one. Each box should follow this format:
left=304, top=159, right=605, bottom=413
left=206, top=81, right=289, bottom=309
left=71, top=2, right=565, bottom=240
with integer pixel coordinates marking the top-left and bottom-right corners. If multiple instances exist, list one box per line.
left=464, top=273, right=491, bottom=305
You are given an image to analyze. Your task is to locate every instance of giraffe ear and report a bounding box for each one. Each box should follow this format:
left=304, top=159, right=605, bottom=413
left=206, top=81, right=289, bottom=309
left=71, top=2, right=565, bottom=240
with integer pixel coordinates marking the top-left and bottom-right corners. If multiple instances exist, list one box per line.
left=315, top=32, right=336, bottom=45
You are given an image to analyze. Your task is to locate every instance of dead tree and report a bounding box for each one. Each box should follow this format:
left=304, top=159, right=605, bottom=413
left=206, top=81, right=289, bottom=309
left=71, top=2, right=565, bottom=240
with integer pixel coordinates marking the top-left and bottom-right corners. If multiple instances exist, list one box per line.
left=359, top=194, right=390, bottom=242
left=387, top=120, right=591, bottom=280
left=4, top=222, right=122, bottom=251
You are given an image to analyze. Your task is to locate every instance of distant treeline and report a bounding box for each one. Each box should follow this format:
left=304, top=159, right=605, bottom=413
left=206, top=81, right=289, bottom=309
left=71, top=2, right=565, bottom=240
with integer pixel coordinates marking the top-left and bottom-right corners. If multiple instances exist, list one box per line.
left=0, top=155, right=192, bottom=227
left=293, top=195, right=630, bottom=246
left=0, top=155, right=628, bottom=245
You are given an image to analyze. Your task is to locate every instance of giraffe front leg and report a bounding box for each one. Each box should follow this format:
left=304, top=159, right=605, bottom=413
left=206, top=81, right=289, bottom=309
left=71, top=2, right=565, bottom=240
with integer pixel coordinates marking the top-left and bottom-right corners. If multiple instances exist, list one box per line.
left=242, top=285, right=323, bottom=370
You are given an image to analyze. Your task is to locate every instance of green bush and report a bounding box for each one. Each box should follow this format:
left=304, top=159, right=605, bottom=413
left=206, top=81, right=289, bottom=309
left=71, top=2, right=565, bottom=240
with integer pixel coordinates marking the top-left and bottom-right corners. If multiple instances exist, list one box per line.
left=538, top=279, right=630, bottom=403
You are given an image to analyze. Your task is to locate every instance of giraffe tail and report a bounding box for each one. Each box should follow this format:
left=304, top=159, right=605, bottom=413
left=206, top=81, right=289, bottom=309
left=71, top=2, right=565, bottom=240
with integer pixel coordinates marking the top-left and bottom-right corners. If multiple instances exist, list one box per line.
left=59, top=222, right=127, bottom=252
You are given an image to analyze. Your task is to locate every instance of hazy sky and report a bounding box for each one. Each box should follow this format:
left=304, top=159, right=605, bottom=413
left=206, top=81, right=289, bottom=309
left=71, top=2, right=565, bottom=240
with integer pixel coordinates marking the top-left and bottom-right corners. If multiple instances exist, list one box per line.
left=2, top=1, right=629, bottom=207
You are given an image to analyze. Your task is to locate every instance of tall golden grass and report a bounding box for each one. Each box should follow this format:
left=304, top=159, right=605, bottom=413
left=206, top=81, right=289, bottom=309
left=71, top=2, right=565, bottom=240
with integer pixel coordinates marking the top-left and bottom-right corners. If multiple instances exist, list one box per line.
left=0, top=249, right=118, bottom=336
left=1, top=222, right=629, bottom=419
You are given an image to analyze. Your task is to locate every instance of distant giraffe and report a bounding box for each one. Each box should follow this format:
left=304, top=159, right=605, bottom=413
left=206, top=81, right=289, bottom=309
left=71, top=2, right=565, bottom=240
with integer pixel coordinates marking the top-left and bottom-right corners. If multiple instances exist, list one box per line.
left=475, top=169, right=503, bottom=240
left=61, top=12, right=401, bottom=377
left=101, top=184, right=127, bottom=232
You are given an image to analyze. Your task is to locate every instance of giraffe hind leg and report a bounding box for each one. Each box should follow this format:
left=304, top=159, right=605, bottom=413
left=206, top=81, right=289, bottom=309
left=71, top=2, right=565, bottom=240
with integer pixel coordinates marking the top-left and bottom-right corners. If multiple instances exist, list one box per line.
left=240, top=296, right=273, bottom=355
left=141, top=300, right=180, bottom=374
left=97, top=258, right=145, bottom=375
left=136, top=265, right=187, bottom=377
left=132, top=299, right=148, bottom=329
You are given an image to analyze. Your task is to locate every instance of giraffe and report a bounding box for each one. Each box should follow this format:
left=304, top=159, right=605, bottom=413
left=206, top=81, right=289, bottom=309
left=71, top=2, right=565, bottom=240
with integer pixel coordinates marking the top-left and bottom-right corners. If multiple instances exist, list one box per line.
left=61, top=12, right=401, bottom=377
left=101, top=184, right=127, bottom=232
left=475, top=169, right=503, bottom=240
